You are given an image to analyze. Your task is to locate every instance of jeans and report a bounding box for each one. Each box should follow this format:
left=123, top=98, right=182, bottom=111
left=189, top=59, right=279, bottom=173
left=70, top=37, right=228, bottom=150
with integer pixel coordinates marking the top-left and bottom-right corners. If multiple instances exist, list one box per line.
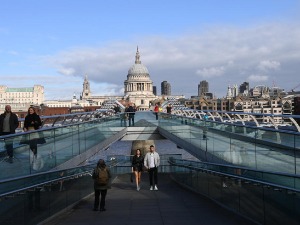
left=3, top=132, right=14, bottom=158
left=128, top=116, right=134, bottom=126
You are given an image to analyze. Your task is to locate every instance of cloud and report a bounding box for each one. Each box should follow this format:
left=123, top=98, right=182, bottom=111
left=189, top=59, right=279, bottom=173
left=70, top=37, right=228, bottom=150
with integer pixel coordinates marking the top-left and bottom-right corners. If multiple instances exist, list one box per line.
left=37, top=22, right=300, bottom=99
left=257, top=60, right=281, bottom=71
left=196, top=66, right=225, bottom=78
left=248, top=74, right=269, bottom=82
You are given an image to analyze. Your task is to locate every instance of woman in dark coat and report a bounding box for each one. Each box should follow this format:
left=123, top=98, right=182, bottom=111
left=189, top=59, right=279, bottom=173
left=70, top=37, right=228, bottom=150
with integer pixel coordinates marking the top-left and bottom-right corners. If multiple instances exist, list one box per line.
left=92, top=159, right=111, bottom=211
left=23, top=107, right=43, bottom=156
left=131, top=149, right=144, bottom=191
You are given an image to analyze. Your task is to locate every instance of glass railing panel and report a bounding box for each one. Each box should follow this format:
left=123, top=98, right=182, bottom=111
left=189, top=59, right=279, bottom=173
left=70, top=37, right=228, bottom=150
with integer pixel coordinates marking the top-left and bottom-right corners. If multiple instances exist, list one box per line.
left=280, top=131, right=296, bottom=148
left=1, top=118, right=122, bottom=180
left=295, top=135, right=300, bottom=175
left=170, top=162, right=300, bottom=225
left=262, top=129, right=282, bottom=144
left=0, top=174, right=94, bottom=225
left=161, top=114, right=299, bottom=175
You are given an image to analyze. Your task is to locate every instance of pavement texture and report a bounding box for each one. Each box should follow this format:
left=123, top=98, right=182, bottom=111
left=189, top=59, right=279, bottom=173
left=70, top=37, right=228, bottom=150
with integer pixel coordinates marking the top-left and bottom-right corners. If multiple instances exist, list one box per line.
left=42, top=173, right=256, bottom=225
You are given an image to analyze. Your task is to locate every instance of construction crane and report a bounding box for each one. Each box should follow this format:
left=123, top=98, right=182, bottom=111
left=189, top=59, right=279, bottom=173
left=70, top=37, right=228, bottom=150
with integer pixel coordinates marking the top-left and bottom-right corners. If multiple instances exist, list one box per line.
left=290, top=83, right=300, bottom=92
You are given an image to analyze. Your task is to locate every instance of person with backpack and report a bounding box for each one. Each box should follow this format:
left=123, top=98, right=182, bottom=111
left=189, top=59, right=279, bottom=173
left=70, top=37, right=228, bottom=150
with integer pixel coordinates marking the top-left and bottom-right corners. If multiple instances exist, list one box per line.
left=92, top=159, right=111, bottom=211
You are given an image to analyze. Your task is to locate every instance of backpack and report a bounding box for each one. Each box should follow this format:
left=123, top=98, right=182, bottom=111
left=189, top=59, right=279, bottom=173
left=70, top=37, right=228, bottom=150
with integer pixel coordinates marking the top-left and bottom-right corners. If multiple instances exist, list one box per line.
left=97, top=167, right=109, bottom=185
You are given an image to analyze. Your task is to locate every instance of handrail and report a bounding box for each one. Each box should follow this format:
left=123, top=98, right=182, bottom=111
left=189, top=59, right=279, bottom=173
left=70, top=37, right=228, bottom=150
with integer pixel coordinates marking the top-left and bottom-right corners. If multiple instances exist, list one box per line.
left=169, top=160, right=300, bottom=193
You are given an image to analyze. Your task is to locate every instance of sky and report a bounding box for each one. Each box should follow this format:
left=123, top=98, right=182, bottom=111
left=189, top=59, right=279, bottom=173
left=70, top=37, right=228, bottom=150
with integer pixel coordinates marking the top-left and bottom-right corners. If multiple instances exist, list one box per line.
left=1, top=0, right=300, bottom=100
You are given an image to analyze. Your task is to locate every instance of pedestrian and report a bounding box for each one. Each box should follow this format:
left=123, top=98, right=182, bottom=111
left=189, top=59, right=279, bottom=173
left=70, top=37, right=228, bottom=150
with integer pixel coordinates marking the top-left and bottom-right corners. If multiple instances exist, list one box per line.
left=166, top=104, right=172, bottom=114
left=23, top=107, right=43, bottom=156
left=144, top=145, right=160, bottom=191
left=126, top=103, right=135, bottom=126
left=131, top=149, right=144, bottom=191
left=154, top=104, right=159, bottom=120
left=92, top=159, right=111, bottom=211
left=0, top=105, right=19, bottom=163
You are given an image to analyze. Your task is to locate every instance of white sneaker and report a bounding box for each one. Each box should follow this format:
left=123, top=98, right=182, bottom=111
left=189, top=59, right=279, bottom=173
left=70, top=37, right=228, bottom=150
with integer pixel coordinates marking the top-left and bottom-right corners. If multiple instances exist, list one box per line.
left=150, top=186, right=153, bottom=191
left=154, top=185, right=158, bottom=191
left=137, top=185, right=140, bottom=191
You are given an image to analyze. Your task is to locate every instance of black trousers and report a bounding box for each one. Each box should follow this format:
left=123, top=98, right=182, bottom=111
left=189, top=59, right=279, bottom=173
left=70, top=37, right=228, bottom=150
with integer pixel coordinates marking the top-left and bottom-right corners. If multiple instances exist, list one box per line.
left=94, top=189, right=107, bottom=210
left=3, top=132, right=13, bottom=158
left=148, top=167, right=158, bottom=186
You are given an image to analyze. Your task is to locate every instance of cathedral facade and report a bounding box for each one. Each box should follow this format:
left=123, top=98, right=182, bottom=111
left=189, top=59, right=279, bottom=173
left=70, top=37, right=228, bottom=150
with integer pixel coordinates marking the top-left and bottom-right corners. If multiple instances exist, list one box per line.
left=123, top=47, right=156, bottom=110
left=81, top=47, right=157, bottom=110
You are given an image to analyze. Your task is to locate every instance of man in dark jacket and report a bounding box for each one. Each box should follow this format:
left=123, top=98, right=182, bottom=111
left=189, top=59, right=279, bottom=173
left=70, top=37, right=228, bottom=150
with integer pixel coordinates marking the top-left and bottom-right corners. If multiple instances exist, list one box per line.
left=0, top=105, right=19, bottom=162
left=126, top=103, right=136, bottom=126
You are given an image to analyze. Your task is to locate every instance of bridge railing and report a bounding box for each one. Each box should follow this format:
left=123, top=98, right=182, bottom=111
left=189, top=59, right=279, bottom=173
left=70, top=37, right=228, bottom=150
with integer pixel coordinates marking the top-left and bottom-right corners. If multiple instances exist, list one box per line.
left=0, top=113, right=123, bottom=180
left=169, top=158, right=300, bottom=225
left=158, top=112, right=300, bottom=175
left=0, top=154, right=177, bottom=225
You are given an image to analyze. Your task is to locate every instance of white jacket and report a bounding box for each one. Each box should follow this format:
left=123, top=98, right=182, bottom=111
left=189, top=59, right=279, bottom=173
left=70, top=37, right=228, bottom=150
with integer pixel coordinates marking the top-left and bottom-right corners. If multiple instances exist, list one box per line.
left=144, top=152, right=160, bottom=168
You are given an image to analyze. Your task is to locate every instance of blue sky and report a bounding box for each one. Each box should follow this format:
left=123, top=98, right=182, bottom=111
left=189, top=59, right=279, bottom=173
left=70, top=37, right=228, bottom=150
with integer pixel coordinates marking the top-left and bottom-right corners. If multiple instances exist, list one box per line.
left=1, top=0, right=300, bottom=100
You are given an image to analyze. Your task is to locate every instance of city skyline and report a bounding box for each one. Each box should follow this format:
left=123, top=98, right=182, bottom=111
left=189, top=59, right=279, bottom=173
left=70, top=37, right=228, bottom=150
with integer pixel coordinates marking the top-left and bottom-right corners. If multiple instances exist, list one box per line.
left=1, top=0, right=300, bottom=100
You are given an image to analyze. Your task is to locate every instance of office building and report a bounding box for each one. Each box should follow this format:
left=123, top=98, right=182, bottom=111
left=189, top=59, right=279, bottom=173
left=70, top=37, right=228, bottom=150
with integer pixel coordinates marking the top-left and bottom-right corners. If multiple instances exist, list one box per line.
left=161, top=81, right=171, bottom=95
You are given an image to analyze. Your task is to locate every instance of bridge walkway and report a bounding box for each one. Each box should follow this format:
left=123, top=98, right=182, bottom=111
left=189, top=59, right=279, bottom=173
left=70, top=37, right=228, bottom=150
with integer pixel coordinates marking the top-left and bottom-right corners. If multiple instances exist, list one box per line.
left=43, top=173, right=255, bottom=225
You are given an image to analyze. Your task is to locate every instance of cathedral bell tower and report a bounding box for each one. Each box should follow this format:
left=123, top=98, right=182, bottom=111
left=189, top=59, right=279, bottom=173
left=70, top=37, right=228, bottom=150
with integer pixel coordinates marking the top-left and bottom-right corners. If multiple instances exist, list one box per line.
left=81, top=74, right=91, bottom=100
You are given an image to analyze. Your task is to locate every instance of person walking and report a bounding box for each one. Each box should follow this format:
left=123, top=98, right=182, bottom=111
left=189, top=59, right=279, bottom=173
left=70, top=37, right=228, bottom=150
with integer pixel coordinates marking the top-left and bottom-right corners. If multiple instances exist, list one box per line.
left=131, top=149, right=144, bottom=191
left=144, top=145, right=160, bottom=191
left=154, top=104, right=159, bottom=120
left=92, top=159, right=111, bottom=211
left=23, top=107, right=43, bottom=156
left=126, top=103, right=136, bottom=126
left=0, top=105, right=19, bottom=163
left=166, top=104, right=172, bottom=114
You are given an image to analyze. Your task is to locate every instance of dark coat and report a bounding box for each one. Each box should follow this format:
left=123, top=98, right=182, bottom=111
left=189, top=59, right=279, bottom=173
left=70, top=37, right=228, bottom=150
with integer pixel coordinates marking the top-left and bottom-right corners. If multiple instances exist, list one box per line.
left=24, top=113, right=42, bottom=130
left=126, top=106, right=135, bottom=117
left=92, top=166, right=111, bottom=190
left=132, top=155, right=144, bottom=171
left=0, top=112, right=19, bottom=135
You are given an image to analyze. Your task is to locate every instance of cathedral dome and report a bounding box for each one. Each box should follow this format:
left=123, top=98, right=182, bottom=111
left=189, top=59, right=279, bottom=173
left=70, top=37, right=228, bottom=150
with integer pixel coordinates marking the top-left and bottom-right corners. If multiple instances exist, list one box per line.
left=127, top=47, right=150, bottom=79
left=128, top=63, right=149, bottom=75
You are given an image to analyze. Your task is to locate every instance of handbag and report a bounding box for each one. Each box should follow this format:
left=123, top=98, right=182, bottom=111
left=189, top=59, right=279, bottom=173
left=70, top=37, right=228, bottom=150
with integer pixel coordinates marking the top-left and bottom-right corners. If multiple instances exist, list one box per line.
left=130, top=173, right=133, bottom=183
left=142, top=166, right=148, bottom=172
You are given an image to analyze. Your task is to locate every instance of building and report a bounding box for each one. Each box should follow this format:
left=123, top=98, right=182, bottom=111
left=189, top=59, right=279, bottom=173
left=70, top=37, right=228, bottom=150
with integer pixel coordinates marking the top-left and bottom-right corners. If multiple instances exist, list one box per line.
left=78, top=47, right=157, bottom=110
left=239, top=82, right=249, bottom=96
left=80, top=77, right=123, bottom=106
left=0, top=85, right=44, bottom=113
left=81, top=74, right=91, bottom=99
left=123, top=47, right=157, bottom=110
left=198, top=80, right=209, bottom=96
left=161, top=81, right=171, bottom=96
left=153, top=86, right=157, bottom=96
